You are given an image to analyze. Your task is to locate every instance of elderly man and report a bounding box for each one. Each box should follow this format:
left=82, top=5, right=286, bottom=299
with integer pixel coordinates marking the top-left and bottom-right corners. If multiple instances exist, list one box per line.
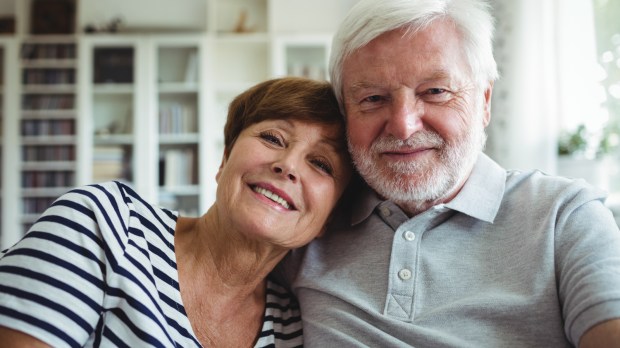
left=280, top=0, right=620, bottom=346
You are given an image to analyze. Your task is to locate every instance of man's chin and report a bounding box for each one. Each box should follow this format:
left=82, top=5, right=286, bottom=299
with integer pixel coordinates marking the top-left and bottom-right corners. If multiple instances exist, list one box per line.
left=366, top=171, right=450, bottom=203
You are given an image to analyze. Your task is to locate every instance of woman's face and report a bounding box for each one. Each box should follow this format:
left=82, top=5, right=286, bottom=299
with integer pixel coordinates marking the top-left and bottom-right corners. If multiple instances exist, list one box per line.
left=216, top=118, right=352, bottom=249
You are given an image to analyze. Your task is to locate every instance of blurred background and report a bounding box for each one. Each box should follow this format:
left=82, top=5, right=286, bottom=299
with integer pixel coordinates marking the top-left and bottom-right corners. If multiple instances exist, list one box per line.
left=0, top=0, right=618, bottom=248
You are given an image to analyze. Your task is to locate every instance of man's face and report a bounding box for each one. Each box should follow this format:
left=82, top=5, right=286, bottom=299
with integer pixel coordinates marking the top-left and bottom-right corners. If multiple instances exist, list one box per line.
left=341, top=20, right=492, bottom=214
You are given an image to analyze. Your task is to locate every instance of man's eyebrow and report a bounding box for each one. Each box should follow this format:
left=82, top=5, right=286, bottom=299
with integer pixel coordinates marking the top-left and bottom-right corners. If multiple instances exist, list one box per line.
left=425, top=70, right=451, bottom=80
left=346, top=81, right=379, bottom=93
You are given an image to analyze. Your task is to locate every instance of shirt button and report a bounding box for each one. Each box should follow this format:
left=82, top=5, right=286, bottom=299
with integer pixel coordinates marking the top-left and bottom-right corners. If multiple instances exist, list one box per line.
left=403, top=231, right=415, bottom=241
left=398, top=268, right=412, bottom=280
left=380, top=206, right=391, bottom=217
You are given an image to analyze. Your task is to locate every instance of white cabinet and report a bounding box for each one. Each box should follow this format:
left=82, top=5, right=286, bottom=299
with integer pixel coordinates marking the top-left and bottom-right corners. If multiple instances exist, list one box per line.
left=78, top=35, right=210, bottom=217
left=0, top=0, right=359, bottom=248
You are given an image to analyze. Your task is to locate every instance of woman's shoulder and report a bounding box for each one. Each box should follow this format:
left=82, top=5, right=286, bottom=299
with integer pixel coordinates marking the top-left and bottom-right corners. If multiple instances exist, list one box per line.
left=257, top=277, right=303, bottom=347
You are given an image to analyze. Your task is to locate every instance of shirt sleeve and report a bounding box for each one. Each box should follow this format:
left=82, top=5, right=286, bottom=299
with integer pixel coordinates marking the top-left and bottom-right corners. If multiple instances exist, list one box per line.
left=0, top=183, right=127, bottom=347
left=555, top=183, right=620, bottom=345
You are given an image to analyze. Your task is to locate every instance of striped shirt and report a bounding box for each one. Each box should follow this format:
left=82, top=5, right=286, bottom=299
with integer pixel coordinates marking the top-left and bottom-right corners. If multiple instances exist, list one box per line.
left=0, top=181, right=303, bottom=347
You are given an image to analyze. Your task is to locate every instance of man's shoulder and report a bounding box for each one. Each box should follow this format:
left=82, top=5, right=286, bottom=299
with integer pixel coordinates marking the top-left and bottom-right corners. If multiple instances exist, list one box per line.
left=505, top=168, right=605, bottom=197
left=502, top=168, right=609, bottom=217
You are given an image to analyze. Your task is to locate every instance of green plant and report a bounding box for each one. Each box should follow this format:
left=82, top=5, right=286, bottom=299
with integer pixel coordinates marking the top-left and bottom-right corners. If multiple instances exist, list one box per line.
left=558, top=123, right=619, bottom=158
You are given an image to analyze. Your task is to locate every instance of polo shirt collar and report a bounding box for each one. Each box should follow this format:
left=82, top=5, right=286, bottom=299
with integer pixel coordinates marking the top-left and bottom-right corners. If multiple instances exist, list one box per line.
left=350, top=152, right=506, bottom=225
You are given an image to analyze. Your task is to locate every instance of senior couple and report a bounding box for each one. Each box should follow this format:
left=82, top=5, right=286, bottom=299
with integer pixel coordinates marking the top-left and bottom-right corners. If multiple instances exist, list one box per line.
left=1, top=0, right=619, bottom=347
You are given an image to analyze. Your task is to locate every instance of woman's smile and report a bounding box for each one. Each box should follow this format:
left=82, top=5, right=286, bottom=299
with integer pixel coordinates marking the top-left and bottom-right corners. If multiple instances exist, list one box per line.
left=251, top=184, right=296, bottom=211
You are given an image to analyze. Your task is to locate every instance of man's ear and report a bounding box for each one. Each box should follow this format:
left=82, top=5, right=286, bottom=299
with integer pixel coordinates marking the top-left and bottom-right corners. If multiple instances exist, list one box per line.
left=482, top=81, right=494, bottom=127
left=215, top=147, right=230, bottom=183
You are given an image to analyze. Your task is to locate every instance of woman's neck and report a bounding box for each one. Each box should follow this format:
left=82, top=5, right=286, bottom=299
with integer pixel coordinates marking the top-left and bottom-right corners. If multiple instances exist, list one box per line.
left=174, top=206, right=290, bottom=346
left=175, top=205, right=287, bottom=298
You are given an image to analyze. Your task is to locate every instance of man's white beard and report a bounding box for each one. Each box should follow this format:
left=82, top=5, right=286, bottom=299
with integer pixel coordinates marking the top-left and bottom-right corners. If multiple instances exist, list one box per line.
left=348, top=119, right=486, bottom=207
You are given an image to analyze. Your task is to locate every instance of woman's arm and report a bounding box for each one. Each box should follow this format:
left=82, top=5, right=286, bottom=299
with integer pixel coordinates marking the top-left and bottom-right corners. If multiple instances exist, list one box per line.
left=0, top=326, right=51, bottom=348
left=579, top=319, right=620, bottom=348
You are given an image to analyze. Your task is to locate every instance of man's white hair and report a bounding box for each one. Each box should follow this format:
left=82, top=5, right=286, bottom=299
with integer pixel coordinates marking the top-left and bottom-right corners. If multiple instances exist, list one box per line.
left=329, top=0, right=498, bottom=112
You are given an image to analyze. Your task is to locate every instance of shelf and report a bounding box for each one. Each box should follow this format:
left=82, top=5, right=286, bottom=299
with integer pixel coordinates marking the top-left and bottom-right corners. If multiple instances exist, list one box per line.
left=93, top=84, right=134, bottom=94
left=21, top=135, right=76, bottom=144
left=94, top=134, right=134, bottom=145
left=21, top=109, right=76, bottom=119
left=159, top=133, right=200, bottom=144
left=20, top=59, right=77, bottom=68
left=22, top=84, right=76, bottom=93
left=158, top=82, right=199, bottom=93
left=21, top=161, right=76, bottom=170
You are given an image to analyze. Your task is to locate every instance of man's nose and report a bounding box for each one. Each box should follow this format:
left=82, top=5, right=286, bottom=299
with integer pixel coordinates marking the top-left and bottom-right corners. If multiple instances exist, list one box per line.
left=385, top=93, right=423, bottom=140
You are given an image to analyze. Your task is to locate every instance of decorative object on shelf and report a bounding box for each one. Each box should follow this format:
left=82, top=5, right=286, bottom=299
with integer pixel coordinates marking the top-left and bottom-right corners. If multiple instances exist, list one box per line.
left=84, top=17, right=124, bottom=34
left=94, top=116, right=132, bottom=136
left=233, top=9, right=254, bottom=33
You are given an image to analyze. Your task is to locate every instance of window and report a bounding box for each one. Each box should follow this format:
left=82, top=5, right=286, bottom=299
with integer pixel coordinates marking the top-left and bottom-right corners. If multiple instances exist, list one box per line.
left=593, top=0, right=620, bottom=157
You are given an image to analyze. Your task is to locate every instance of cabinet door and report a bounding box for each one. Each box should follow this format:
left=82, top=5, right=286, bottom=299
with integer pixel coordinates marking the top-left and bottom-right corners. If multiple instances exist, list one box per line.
left=82, top=37, right=140, bottom=191
left=272, top=35, right=331, bottom=80
left=19, top=37, right=78, bottom=234
left=154, top=38, right=204, bottom=216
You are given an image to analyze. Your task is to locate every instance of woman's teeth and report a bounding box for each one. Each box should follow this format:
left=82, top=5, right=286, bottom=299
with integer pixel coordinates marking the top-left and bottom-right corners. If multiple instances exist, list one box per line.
left=253, top=186, right=291, bottom=210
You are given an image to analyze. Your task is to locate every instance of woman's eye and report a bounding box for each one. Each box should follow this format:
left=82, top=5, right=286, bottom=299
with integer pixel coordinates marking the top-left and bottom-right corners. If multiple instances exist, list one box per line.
left=260, top=132, right=283, bottom=146
left=311, top=159, right=334, bottom=175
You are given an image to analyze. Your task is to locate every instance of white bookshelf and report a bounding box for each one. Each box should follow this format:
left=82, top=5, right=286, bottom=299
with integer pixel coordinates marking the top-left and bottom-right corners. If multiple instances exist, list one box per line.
left=0, top=0, right=359, bottom=248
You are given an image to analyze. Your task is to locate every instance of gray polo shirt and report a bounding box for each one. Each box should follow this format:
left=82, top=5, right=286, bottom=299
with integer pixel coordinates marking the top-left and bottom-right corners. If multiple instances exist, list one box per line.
left=282, top=153, right=620, bottom=347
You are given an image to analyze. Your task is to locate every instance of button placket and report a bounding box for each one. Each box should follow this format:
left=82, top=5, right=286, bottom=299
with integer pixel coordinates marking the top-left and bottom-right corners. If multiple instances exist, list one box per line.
left=385, top=218, right=422, bottom=321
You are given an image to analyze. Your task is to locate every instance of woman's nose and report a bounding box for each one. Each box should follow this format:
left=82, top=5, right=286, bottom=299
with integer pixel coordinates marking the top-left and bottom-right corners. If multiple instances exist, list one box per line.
left=272, top=162, right=297, bottom=182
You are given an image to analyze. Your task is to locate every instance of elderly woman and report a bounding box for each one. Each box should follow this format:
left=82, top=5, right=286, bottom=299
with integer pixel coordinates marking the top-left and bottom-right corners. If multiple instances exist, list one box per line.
left=0, top=77, right=352, bottom=347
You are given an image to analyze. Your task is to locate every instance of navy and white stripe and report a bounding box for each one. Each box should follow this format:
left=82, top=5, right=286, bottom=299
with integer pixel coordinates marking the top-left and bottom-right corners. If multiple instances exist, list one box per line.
left=0, top=181, right=303, bottom=347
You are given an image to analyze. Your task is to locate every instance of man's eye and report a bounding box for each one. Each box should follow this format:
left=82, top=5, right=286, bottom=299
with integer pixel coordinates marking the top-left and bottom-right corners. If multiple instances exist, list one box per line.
left=420, top=88, right=452, bottom=103
left=426, top=88, right=447, bottom=95
left=311, top=159, right=334, bottom=175
left=259, top=132, right=283, bottom=146
left=363, top=95, right=383, bottom=103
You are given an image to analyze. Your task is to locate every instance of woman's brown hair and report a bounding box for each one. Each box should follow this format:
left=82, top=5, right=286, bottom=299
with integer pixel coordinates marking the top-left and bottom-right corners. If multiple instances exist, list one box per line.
left=223, top=77, right=344, bottom=154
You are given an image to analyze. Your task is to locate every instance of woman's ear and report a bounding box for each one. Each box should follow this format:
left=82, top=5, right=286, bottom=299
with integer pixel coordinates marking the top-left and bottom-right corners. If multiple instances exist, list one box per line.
left=215, top=147, right=230, bottom=183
